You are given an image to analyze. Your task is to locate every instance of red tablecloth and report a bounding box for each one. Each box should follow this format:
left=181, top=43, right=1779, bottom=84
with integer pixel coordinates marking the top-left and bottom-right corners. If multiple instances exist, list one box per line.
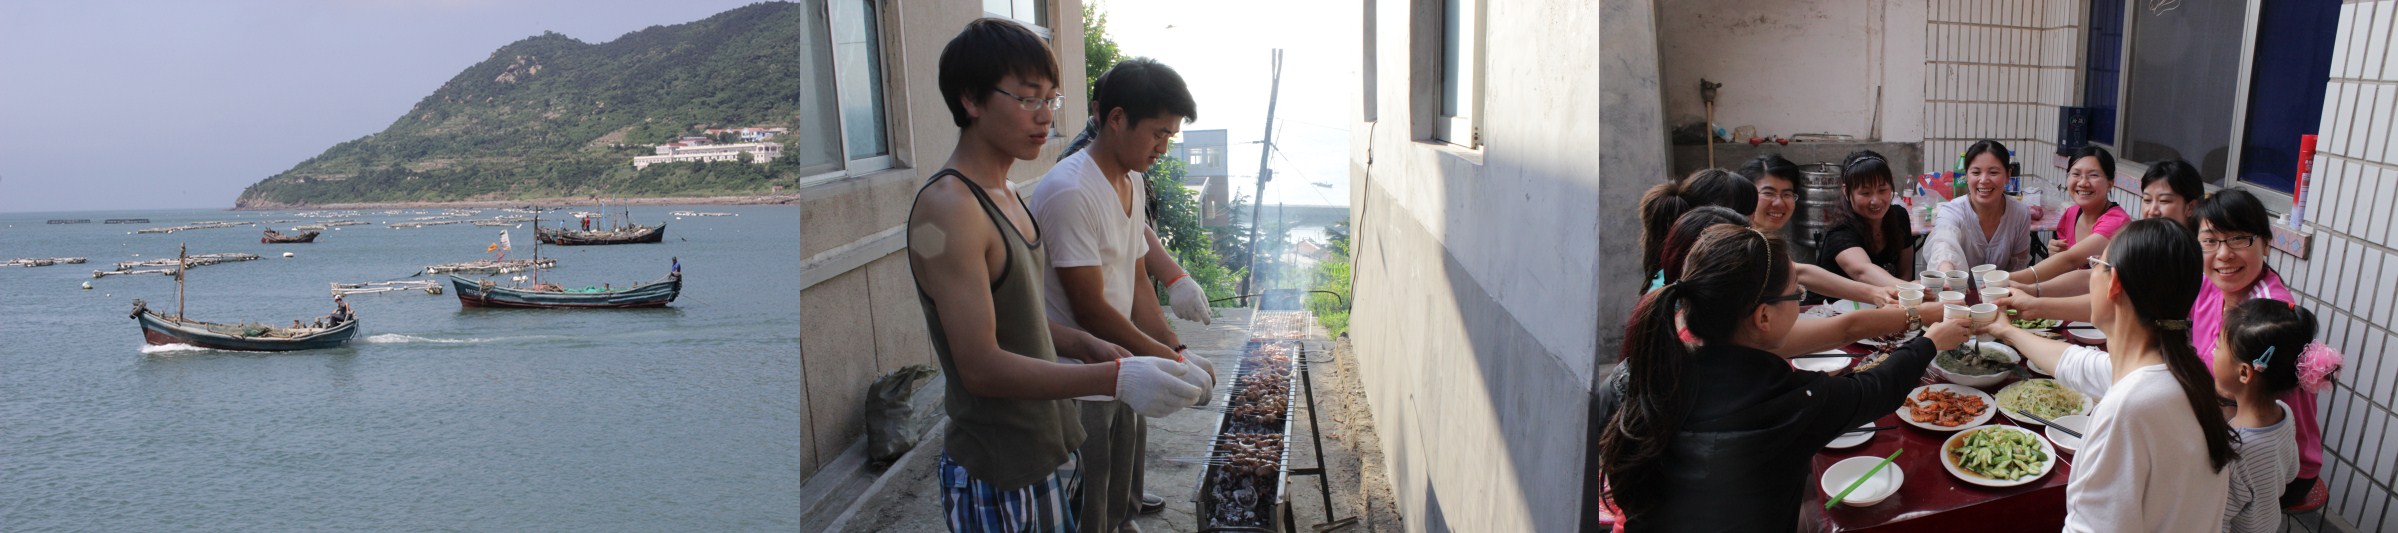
left=1794, top=337, right=2089, bottom=532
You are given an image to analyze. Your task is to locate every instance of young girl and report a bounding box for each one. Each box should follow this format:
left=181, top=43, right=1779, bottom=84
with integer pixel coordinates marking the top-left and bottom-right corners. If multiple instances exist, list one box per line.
left=2213, top=299, right=2321, bottom=532
left=1981, top=218, right=2236, bottom=532
left=1595, top=225, right=1968, bottom=530
left=1925, top=140, right=2034, bottom=272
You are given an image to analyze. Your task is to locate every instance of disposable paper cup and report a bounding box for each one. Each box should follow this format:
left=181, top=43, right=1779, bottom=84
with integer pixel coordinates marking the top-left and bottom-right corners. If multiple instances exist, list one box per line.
left=1896, top=282, right=1926, bottom=294
left=1939, top=291, right=1967, bottom=308
left=1980, top=288, right=2010, bottom=305
left=1946, top=270, right=1969, bottom=290
left=1898, top=289, right=1926, bottom=307
left=1944, top=304, right=1973, bottom=323
left=1919, top=272, right=1948, bottom=289
left=1970, top=303, right=2001, bottom=341
left=1980, top=270, right=2010, bottom=290
left=1971, top=264, right=1998, bottom=276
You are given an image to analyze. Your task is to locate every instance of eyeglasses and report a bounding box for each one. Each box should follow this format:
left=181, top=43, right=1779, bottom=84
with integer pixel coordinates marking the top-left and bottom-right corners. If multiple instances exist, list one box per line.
left=1761, top=287, right=1809, bottom=305
left=2087, top=256, right=2115, bottom=271
left=991, top=87, right=1064, bottom=111
left=2199, top=234, right=2260, bottom=251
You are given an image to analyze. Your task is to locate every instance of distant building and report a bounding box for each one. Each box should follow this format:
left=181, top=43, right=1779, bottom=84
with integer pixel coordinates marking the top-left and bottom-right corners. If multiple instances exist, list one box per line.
left=632, top=142, right=782, bottom=169
left=1169, top=129, right=1230, bottom=225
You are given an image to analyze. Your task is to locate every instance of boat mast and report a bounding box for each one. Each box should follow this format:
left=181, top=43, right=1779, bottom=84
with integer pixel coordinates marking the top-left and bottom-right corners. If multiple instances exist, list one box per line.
left=176, top=242, right=187, bottom=319
left=532, top=206, right=542, bottom=287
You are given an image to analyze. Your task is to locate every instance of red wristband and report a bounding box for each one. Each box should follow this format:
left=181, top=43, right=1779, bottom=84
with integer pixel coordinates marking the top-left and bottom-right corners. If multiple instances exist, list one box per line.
left=1165, top=273, right=1189, bottom=286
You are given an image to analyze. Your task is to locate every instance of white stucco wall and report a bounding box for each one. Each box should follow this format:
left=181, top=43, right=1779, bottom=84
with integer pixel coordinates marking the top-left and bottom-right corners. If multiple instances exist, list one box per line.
left=1656, top=0, right=1928, bottom=143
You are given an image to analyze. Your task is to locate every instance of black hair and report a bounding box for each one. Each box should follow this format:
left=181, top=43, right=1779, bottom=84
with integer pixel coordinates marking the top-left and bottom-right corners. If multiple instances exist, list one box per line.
left=1093, top=57, right=1197, bottom=132
left=2195, top=188, right=2275, bottom=241
left=1835, top=150, right=1908, bottom=256
left=938, top=18, right=1060, bottom=128
left=2223, top=298, right=2316, bottom=397
left=2070, top=145, right=2117, bottom=183
left=1737, top=154, right=1801, bottom=189
left=1637, top=169, right=1758, bottom=293
left=1657, top=206, right=1751, bottom=287
left=1961, top=139, right=2013, bottom=173
left=1601, top=224, right=1794, bottom=522
left=2105, top=218, right=2239, bottom=471
left=2140, top=159, right=2207, bottom=230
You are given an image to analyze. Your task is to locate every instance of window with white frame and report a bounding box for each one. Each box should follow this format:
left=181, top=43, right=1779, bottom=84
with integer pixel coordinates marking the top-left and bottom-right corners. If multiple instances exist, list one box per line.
left=803, top=0, right=893, bottom=184
left=1434, top=0, right=1479, bottom=147
left=985, top=0, right=1049, bottom=37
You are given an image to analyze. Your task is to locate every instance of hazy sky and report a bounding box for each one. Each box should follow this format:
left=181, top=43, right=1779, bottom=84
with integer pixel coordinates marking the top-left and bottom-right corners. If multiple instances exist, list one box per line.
left=1103, top=0, right=1356, bottom=208
left=0, top=0, right=766, bottom=213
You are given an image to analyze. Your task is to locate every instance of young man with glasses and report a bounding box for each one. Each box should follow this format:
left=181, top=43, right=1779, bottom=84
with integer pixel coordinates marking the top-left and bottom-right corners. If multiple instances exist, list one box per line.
left=907, top=19, right=1205, bottom=532
left=1029, top=57, right=1214, bottom=533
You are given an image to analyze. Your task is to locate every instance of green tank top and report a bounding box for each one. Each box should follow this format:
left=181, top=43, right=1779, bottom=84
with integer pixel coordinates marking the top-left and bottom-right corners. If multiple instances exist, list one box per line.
left=910, top=169, right=1086, bottom=489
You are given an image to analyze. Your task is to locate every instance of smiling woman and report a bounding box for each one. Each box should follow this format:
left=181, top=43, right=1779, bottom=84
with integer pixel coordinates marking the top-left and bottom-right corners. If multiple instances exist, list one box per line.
left=1923, top=140, right=2033, bottom=272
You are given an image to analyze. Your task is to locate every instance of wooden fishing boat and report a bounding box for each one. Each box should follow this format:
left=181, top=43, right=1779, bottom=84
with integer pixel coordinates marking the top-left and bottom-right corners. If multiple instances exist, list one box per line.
left=535, top=223, right=666, bottom=245
left=262, top=229, right=321, bottom=243
left=448, top=270, right=681, bottom=308
left=129, top=245, right=357, bottom=351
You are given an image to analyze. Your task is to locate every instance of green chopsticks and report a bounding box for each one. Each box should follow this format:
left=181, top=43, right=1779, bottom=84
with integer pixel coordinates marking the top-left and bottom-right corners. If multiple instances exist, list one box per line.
left=1827, top=448, right=1904, bottom=509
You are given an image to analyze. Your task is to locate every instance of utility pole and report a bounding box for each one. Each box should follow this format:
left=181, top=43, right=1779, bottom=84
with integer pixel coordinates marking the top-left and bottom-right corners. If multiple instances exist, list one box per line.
left=1240, top=48, right=1283, bottom=306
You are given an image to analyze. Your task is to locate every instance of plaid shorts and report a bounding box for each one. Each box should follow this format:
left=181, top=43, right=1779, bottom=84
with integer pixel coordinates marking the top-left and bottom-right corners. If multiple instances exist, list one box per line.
left=939, top=453, right=1082, bottom=533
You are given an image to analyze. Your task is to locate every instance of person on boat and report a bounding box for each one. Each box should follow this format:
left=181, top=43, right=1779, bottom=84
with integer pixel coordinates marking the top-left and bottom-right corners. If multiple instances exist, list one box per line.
left=330, top=295, right=352, bottom=324
left=1030, top=57, right=1214, bottom=533
left=906, top=19, right=1203, bottom=533
left=1594, top=224, right=1970, bottom=530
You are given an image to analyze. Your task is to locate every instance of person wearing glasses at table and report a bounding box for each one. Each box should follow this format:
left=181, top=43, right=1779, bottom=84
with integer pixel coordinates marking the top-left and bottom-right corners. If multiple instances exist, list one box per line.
left=1923, top=140, right=2034, bottom=272
left=1737, top=154, right=1895, bottom=307
left=1655, top=207, right=1945, bottom=355
left=1595, top=225, right=1969, bottom=530
left=907, top=20, right=1203, bottom=532
left=1978, top=219, right=2237, bottom=532
left=2182, top=190, right=2327, bottom=509
left=2004, top=146, right=2131, bottom=288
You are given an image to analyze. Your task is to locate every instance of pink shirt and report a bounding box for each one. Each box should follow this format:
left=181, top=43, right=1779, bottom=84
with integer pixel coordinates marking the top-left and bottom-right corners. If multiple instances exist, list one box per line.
left=2058, top=204, right=2130, bottom=249
left=2191, top=269, right=2320, bottom=479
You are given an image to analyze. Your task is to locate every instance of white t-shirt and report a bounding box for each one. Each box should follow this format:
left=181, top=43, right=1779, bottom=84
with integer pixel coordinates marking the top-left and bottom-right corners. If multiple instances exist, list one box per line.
left=1029, top=150, right=1150, bottom=330
left=1924, top=195, right=2033, bottom=271
left=2052, top=345, right=2232, bottom=533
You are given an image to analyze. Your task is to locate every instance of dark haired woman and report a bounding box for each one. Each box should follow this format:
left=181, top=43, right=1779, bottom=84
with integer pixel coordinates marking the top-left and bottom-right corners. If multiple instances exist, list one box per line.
left=1980, top=219, right=2237, bottom=531
left=2212, top=299, right=2320, bottom=532
left=2187, top=189, right=2326, bottom=507
left=1595, top=225, right=1969, bottom=530
left=1655, top=207, right=1934, bottom=354
left=1924, top=140, right=2033, bottom=271
left=2008, top=146, right=2128, bottom=286
left=1736, top=154, right=1896, bottom=305
left=1813, top=150, right=1915, bottom=287
left=1638, top=169, right=1758, bottom=293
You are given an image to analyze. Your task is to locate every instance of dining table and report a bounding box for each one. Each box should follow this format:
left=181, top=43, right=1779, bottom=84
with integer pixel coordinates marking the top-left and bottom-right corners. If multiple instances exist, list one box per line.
left=1793, top=307, right=2097, bottom=532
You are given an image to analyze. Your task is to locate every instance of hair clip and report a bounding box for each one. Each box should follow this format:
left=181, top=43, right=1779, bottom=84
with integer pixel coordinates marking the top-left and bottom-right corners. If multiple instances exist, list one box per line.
left=2252, top=346, right=2276, bottom=368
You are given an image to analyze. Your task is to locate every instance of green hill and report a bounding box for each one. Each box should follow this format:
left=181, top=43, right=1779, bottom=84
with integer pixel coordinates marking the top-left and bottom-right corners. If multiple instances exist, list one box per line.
left=235, top=2, right=806, bottom=208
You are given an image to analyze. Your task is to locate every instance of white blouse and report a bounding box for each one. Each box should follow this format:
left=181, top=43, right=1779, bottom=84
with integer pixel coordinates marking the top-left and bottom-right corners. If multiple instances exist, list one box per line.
left=1923, top=195, right=2033, bottom=271
left=2052, top=345, right=2232, bottom=533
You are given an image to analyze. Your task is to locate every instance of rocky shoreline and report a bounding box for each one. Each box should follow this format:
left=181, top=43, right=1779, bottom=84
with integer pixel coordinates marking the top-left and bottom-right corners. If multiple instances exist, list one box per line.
left=231, top=194, right=799, bottom=211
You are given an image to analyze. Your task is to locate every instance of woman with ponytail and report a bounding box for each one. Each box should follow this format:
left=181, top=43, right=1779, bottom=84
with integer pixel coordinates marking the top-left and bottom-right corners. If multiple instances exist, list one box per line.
left=1595, top=225, right=1968, bottom=530
left=1980, top=218, right=2237, bottom=532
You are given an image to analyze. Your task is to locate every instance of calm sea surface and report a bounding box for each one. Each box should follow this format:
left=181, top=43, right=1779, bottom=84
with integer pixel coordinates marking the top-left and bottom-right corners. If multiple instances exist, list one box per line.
left=0, top=206, right=800, bottom=531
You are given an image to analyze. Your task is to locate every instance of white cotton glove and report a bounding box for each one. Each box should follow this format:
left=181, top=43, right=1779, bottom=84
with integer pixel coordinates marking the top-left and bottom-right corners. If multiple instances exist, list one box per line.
left=1176, top=349, right=1217, bottom=406
left=1167, top=275, right=1212, bottom=324
left=1115, top=356, right=1205, bottom=418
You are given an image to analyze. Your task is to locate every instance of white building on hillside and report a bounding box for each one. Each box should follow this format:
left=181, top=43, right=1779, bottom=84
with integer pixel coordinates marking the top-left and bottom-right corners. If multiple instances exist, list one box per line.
left=631, top=141, right=783, bottom=169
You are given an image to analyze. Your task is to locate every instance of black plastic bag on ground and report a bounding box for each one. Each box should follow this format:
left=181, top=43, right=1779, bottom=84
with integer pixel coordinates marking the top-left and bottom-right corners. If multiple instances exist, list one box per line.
left=865, top=364, right=940, bottom=465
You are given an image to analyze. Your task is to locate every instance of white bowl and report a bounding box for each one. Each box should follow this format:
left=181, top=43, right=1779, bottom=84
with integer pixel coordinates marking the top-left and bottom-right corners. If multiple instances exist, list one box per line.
left=1820, top=455, right=1906, bottom=507
left=2063, top=322, right=2106, bottom=344
left=2044, top=414, right=2091, bottom=454
left=1931, top=342, right=2021, bottom=389
left=1895, top=384, right=1998, bottom=431
left=1939, top=425, right=2058, bottom=487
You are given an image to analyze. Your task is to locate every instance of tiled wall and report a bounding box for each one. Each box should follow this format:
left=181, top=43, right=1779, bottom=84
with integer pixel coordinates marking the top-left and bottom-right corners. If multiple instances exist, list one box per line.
left=2283, top=1, right=2398, bottom=530
left=1919, top=0, right=2081, bottom=177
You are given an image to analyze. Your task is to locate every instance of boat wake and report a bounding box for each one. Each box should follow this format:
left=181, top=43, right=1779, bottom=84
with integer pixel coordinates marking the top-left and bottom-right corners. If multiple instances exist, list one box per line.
left=139, top=343, right=212, bottom=354
left=360, top=334, right=488, bottom=345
